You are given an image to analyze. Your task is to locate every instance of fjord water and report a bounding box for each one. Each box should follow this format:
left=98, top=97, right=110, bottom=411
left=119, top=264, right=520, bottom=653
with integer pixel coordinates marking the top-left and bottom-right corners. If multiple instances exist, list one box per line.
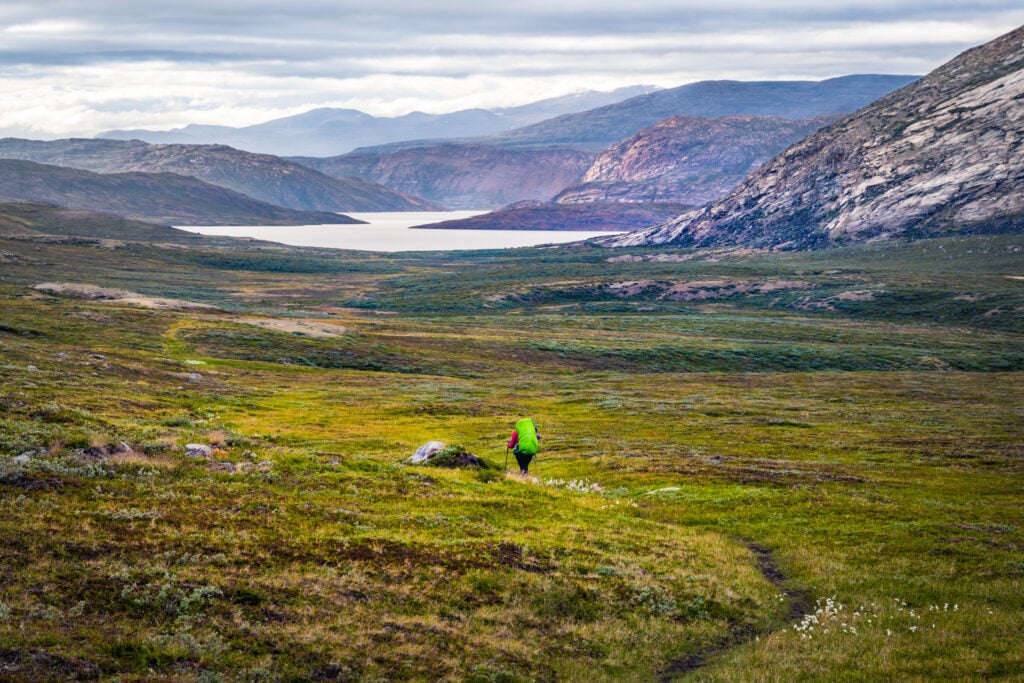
left=178, top=211, right=623, bottom=251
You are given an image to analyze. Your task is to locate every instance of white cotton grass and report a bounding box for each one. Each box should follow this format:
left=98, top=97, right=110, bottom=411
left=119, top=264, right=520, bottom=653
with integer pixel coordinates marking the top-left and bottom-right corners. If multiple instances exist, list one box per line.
left=785, top=595, right=959, bottom=642
left=539, top=477, right=638, bottom=509
left=543, top=477, right=604, bottom=493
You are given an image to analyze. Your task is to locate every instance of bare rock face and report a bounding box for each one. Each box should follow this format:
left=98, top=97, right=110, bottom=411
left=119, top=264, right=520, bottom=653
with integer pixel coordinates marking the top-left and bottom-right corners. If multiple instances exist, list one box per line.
left=609, top=25, right=1024, bottom=249
left=554, top=115, right=832, bottom=206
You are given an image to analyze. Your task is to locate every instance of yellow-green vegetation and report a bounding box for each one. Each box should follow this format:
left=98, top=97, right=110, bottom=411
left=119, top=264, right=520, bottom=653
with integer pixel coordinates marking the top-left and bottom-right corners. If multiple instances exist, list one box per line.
left=0, top=230, right=1022, bottom=681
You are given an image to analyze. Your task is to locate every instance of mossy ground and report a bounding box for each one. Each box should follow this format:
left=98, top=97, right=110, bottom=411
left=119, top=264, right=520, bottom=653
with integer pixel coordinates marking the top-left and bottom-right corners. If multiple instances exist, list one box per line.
left=0, top=232, right=1021, bottom=681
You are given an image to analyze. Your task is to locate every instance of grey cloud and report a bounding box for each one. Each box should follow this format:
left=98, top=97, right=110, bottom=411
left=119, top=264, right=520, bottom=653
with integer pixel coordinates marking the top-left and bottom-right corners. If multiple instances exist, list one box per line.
left=0, top=1, right=1022, bottom=138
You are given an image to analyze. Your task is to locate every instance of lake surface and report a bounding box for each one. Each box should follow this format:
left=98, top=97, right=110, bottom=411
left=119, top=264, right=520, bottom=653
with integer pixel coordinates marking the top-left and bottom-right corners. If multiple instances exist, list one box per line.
left=178, top=211, right=623, bottom=252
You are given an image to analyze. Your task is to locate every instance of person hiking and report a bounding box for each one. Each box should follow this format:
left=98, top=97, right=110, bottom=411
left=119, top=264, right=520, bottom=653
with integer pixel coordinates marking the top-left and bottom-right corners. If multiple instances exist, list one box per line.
left=507, top=417, right=540, bottom=476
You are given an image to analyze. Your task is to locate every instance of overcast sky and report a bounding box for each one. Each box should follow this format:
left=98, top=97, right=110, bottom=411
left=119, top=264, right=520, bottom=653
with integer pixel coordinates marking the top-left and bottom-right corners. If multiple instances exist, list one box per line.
left=2, top=1, right=1023, bottom=138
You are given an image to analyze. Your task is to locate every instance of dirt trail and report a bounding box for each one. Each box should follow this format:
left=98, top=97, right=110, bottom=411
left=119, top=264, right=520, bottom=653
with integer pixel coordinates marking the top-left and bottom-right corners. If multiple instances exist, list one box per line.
left=659, top=541, right=811, bottom=681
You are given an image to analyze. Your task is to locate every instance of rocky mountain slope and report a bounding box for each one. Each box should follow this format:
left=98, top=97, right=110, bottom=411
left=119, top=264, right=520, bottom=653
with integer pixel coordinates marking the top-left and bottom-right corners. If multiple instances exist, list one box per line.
left=98, top=86, right=655, bottom=156
left=0, top=138, right=435, bottom=212
left=294, top=76, right=912, bottom=212
left=554, top=115, right=834, bottom=206
left=608, top=25, right=1024, bottom=249
left=485, top=75, right=918, bottom=151
left=0, top=159, right=362, bottom=226
left=298, top=144, right=593, bottom=209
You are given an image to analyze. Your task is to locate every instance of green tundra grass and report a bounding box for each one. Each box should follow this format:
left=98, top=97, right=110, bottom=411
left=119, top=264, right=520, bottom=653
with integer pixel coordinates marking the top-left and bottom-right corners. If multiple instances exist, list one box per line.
left=0, top=230, right=1021, bottom=681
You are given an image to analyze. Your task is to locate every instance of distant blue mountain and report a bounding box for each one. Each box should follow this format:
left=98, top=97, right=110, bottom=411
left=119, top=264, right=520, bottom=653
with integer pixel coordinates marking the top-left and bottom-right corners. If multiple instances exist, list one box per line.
left=98, top=86, right=658, bottom=156
left=484, top=75, right=921, bottom=150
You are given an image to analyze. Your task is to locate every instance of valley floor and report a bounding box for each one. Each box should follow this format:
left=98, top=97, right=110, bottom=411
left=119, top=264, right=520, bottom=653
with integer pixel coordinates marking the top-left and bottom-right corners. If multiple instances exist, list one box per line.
left=0, top=232, right=1021, bottom=681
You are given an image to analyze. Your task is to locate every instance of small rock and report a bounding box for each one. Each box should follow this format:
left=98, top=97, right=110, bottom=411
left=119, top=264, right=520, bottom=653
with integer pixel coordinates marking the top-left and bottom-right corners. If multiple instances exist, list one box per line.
left=187, top=373, right=202, bottom=382
left=116, top=441, right=134, bottom=454
left=14, top=452, right=33, bottom=463
left=185, top=443, right=214, bottom=457
left=208, top=461, right=235, bottom=474
left=25, top=365, right=39, bottom=372
left=56, top=352, right=69, bottom=361
left=644, top=487, right=682, bottom=495
left=257, top=461, right=274, bottom=472
left=83, top=447, right=108, bottom=460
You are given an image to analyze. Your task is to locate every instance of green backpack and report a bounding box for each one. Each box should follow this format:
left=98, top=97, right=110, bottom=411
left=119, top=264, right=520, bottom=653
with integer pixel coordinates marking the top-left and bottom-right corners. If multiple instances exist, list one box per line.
left=515, top=418, right=539, bottom=456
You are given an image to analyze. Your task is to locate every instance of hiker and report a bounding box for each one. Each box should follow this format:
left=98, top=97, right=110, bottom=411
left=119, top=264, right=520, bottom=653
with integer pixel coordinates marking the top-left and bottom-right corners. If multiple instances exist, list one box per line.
left=507, top=417, right=540, bottom=476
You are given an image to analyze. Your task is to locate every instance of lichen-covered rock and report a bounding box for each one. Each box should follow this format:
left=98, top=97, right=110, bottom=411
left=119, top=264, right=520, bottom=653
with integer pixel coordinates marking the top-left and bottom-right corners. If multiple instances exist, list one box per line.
left=408, top=443, right=489, bottom=468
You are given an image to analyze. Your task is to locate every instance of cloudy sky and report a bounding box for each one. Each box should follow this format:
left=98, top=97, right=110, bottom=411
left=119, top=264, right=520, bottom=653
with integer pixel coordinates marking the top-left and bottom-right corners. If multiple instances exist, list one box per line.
left=2, top=1, right=1023, bottom=138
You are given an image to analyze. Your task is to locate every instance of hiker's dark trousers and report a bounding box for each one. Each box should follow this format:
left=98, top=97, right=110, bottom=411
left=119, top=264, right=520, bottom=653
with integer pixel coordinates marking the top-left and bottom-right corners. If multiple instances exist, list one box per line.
left=513, top=448, right=533, bottom=473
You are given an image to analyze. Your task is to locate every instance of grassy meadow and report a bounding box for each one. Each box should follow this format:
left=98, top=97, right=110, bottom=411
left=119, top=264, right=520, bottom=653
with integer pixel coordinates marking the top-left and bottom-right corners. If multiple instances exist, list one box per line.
left=0, top=230, right=1022, bottom=681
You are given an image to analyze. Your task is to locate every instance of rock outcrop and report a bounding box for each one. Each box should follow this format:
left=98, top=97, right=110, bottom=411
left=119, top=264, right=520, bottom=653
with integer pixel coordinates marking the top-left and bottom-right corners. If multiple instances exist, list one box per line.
left=554, top=115, right=833, bottom=206
left=608, top=25, right=1024, bottom=249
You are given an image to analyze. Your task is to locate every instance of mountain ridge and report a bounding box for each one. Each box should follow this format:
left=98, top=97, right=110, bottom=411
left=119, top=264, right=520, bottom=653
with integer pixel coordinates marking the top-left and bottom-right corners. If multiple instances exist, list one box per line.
left=292, top=75, right=917, bottom=210
left=482, top=75, right=920, bottom=151
left=98, top=86, right=657, bottom=156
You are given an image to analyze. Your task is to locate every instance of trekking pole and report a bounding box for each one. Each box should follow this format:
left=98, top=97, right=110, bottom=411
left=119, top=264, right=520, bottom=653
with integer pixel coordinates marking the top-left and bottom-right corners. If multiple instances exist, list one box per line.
left=504, top=447, right=509, bottom=473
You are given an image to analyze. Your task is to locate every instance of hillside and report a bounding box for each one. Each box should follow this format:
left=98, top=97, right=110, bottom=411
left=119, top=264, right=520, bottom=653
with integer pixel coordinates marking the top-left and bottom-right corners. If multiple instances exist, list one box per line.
left=0, top=138, right=435, bottom=212
left=298, top=144, right=593, bottom=209
left=0, top=159, right=363, bottom=226
left=0, top=201, right=210, bottom=243
left=485, top=75, right=918, bottom=150
left=608, top=25, right=1024, bottom=249
left=98, top=86, right=655, bottom=156
left=412, top=202, right=691, bottom=232
left=554, top=115, right=833, bottom=206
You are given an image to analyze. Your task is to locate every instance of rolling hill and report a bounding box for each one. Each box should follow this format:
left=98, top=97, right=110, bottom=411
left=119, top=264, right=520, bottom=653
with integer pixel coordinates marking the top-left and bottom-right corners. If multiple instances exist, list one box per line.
left=0, top=159, right=363, bottom=226
left=0, top=138, right=435, bottom=212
